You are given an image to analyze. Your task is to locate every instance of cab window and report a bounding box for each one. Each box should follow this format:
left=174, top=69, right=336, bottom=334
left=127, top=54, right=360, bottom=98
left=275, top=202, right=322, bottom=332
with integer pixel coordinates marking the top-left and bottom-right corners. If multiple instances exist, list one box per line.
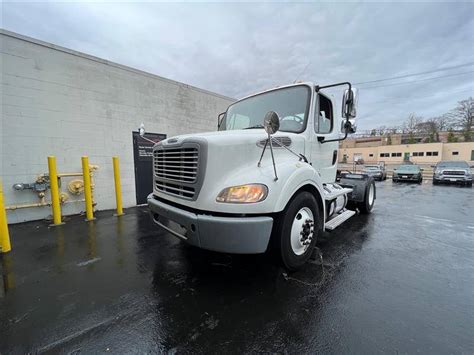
left=315, top=94, right=333, bottom=134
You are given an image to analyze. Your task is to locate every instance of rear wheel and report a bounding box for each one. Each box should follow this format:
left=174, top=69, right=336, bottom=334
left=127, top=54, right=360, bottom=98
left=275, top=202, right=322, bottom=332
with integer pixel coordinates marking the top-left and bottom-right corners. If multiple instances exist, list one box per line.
left=359, top=179, right=376, bottom=214
left=272, top=191, right=320, bottom=271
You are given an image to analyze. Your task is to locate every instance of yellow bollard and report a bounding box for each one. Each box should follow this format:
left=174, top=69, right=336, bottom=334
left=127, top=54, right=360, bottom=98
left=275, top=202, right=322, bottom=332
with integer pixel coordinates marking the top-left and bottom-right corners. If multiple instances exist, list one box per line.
left=0, top=180, right=12, bottom=253
left=112, top=157, right=124, bottom=216
left=48, top=156, right=63, bottom=226
left=81, top=156, right=95, bottom=221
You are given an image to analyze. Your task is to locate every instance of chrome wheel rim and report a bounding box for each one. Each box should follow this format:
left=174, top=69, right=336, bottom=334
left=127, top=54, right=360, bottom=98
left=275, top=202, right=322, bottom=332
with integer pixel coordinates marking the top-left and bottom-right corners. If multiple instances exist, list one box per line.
left=290, top=207, right=314, bottom=256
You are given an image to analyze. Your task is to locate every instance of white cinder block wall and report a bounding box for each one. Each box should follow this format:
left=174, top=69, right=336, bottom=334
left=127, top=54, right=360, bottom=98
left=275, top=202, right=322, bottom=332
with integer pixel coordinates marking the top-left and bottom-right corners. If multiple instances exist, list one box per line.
left=1, top=30, right=234, bottom=223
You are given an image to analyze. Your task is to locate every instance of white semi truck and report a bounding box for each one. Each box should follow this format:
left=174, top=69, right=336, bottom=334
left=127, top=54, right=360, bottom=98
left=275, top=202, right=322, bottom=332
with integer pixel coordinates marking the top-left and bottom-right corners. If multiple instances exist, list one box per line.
left=145, top=82, right=376, bottom=270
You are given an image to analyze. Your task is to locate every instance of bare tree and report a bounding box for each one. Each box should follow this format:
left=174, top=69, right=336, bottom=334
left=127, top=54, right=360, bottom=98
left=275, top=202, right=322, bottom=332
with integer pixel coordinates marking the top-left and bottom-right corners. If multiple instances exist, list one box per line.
left=403, top=113, right=423, bottom=134
left=435, top=115, right=453, bottom=132
left=449, top=97, right=474, bottom=141
left=424, top=117, right=440, bottom=142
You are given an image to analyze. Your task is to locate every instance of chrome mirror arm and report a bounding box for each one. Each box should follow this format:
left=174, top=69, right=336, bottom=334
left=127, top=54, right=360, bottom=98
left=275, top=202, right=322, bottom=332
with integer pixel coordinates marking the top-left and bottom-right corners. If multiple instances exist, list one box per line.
left=257, top=134, right=278, bottom=181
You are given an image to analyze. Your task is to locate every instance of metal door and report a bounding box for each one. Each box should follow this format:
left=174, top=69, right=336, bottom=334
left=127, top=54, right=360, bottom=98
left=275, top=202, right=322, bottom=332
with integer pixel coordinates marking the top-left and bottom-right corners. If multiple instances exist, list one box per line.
left=132, top=131, right=167, bottom=205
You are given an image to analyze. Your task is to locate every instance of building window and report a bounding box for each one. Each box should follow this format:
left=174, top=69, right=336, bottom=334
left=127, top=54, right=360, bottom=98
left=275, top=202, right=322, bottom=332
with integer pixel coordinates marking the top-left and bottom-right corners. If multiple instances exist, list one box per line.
left=433, top=151, right=438, bottom=156
left=391, top=152, right=402, bottom=157
left=369, top=153, right=374, bottom=157
left=380, top=153, right=389, bottom=158
left=426, top=151, right=439, bottom=157
left=413, top=152, right=424, bottom=157
left=452, top=151, right=459, bottom=156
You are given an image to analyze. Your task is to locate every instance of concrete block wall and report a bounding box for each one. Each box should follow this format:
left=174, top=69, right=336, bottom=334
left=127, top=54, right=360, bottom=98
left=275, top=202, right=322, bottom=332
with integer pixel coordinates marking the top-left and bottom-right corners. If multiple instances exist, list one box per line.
left=1, top=30, right=234, bottom=223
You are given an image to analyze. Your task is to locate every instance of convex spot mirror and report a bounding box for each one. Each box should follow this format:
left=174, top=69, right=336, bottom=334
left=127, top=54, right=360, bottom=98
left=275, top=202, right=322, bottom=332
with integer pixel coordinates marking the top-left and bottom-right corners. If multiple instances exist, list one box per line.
left=264, top=111, right=280, bottom=135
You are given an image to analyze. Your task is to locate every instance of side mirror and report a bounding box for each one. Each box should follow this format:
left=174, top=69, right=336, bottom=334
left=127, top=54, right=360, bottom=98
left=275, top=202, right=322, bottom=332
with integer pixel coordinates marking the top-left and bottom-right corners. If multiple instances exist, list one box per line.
left=393, top=168, right=397, bottom=171
left=342, top=88, right=358, bottom=118
left=218, top=112, right=225, bottom=129
left=420, top=168, right=424, bottom=171
left=430, top=165, right=436, bottom=168
left=138, top=123, right=146, bottom=137
left=470, top=165, right=474, bottom=169
left=264, top=111, right=280, bottom=135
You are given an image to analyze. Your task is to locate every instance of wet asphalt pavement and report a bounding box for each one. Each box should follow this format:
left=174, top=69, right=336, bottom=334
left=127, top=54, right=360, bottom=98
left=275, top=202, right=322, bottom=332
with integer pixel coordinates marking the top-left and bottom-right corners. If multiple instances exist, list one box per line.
left=1, top=181, right=473, bottom=354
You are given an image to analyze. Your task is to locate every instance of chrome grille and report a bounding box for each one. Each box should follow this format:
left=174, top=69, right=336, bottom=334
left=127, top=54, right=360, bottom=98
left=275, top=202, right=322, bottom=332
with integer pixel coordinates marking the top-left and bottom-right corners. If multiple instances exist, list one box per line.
left=155, top=181, right=195, bottom=199
left=154, top=148, right=198, bottom=183
left=443, top=170, right=465, bottom=176
left=154, top=146, right=200, bottom=199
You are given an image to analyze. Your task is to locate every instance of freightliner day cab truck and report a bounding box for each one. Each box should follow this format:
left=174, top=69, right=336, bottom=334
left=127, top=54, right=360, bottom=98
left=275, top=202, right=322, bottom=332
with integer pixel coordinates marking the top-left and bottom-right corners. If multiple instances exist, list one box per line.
left=144, top=82, right=376, bottom=270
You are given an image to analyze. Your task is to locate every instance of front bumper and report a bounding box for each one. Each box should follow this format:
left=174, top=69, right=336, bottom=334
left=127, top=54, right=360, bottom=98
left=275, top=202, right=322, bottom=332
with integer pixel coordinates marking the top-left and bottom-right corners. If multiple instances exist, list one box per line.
left=433, top=175, right=472, bottom=183
left=147, top=194, right=273, bottom=254
left=393, top=174, right=421, bottom=181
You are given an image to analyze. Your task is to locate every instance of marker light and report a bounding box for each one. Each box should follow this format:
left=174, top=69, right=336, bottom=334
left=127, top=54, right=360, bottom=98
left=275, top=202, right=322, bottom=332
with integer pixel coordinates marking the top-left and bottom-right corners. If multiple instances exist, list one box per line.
left=216, top=184, right=268, bottom=203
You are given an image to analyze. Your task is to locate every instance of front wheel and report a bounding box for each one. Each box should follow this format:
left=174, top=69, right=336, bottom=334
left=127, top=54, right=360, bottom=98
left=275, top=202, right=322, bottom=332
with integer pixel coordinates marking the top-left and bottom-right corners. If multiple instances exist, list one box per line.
left=272, top=191, right=320, bottom=271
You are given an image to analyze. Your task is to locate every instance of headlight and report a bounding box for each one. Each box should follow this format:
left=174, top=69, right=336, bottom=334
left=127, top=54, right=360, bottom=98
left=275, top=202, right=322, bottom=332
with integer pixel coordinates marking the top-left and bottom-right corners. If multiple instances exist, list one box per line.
left=216, top=184, right=268, bottom=203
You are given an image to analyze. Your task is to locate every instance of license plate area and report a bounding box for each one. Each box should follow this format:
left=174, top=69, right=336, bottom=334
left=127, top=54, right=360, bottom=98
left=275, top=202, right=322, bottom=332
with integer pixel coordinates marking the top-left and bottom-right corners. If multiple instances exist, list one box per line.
left=154, top=214, right=189, bottom=238
left=449, top=178, right=457, bottom=182
left=402, top=175, right=408, bottom=178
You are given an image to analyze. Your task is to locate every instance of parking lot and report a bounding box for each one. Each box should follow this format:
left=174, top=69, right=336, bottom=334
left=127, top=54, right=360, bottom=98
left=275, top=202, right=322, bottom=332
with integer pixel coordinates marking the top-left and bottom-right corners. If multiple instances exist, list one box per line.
left=1, top=180, right=473, bottom=353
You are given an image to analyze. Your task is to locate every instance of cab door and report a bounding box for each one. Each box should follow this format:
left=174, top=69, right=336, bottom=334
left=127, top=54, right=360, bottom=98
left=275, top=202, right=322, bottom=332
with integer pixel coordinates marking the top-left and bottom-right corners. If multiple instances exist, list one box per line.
left=310, top=93, right=338, bottom=183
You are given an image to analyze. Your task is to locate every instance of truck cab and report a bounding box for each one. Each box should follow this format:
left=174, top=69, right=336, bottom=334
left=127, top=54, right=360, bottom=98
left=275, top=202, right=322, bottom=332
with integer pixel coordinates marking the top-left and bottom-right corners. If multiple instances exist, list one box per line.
left=147, top=82, right=375, bottom=270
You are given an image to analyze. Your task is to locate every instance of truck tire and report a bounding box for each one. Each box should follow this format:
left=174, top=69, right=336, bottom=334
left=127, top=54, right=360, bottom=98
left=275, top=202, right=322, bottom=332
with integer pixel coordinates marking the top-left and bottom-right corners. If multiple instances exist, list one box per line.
left=272, top=191, right=320, bottom=271
left=359, top=179, right=376, bottom=214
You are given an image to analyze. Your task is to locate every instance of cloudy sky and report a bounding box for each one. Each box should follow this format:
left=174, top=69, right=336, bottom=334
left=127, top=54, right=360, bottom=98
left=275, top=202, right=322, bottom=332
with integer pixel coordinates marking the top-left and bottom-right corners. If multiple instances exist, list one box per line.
left=2, top=1, right=473, bottom=130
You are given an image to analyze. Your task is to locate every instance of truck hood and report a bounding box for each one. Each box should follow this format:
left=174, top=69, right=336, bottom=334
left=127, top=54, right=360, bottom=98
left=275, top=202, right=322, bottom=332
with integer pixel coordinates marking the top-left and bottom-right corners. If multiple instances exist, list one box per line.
left=160, top=129, right=306, bottom=160
left=153, top=129, right=310, bottom=214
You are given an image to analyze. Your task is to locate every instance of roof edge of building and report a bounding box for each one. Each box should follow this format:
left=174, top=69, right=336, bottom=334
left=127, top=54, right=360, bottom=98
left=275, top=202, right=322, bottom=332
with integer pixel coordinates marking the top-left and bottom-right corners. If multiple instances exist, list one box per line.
left=0, top=28, right=236, bottom=102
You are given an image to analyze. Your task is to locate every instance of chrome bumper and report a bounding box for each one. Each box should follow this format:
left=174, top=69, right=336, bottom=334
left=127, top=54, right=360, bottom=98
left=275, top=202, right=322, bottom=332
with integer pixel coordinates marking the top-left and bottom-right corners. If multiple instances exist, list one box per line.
left=147, top=194, right=273, bottom=254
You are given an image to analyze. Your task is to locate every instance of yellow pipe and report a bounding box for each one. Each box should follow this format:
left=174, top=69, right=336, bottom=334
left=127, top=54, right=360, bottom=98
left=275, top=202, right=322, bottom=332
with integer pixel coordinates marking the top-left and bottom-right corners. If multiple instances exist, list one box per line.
left=0, top=180, right=12, bottom=253
left=81, top=156, right=95, bottom=221
left=113, top=156, right=124, bottom=216
left=48, top=156, right=63, bottom=225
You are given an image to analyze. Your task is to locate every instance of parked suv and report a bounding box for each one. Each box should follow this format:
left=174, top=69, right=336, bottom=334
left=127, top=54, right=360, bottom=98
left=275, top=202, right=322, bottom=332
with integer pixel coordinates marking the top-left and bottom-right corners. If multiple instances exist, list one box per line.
left=432, top=161, right=473, bottom=187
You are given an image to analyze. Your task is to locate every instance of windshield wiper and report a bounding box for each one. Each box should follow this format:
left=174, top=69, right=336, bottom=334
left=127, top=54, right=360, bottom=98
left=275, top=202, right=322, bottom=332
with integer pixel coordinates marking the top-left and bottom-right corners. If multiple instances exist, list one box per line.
left=244, top=125, right=264, bottom=129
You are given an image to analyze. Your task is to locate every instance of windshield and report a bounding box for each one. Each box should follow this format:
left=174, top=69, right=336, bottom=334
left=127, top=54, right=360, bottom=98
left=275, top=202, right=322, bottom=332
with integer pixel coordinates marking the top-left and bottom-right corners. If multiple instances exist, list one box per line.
left=364, top=166, right=380, bottom=170
left=219, top=85, right=311, bottom=133
left=397, top=165, right=419, bottom=171
left=437, top=161, right=469, bottom=168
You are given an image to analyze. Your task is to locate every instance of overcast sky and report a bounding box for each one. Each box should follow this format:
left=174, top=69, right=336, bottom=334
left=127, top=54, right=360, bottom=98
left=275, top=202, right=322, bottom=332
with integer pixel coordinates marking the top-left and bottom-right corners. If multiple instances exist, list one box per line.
left=2, top=1, right=473, bottom=130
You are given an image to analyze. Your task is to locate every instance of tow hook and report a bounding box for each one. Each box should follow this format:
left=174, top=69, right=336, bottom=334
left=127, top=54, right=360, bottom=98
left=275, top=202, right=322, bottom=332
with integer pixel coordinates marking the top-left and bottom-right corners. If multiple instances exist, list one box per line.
left=300, top=219, right=314, bottom=245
